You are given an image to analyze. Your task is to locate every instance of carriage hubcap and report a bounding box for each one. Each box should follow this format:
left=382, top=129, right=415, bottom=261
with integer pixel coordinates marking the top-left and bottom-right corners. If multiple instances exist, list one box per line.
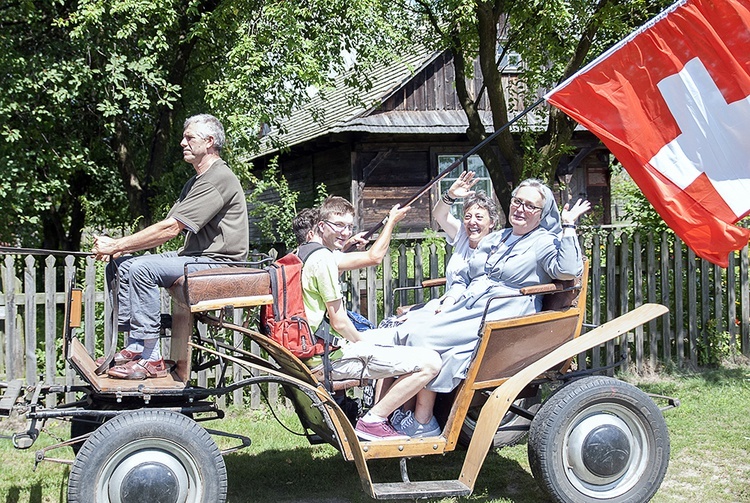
left=120, top=462, right=180, bottom=502
left=108, top=449, right=189, bottom=503
left=566, top=413, right=634, bottom=485
left=581, top=424, right=631, bottom=477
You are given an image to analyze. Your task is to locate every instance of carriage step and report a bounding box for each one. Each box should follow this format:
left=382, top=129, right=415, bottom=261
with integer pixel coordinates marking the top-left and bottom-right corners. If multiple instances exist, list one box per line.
left=0, top=379, right=23, bottom=416
left=372, top=480, right=471, bottom=499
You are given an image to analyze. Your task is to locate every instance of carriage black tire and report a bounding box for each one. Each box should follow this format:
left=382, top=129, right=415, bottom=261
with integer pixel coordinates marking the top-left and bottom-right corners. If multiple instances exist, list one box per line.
left=458, top=392, right=542, bottom=450
left=67, top=409, right=227, bottom=503
left=528, top=376, right=670, bottom=503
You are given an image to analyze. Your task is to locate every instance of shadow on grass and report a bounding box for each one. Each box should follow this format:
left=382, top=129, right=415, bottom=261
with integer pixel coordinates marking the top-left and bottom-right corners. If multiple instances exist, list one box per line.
left=691, top=366, right=750, bottom=384
left=2, top=467, right=69, bottom=503
left=224, top=444, right=548, bottom=503
left=634, top=365, right=750, bottom=394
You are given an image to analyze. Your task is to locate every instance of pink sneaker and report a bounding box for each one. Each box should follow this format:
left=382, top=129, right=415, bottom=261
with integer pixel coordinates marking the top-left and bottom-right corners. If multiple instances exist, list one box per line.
left=355, top=419, right=409, bottom=441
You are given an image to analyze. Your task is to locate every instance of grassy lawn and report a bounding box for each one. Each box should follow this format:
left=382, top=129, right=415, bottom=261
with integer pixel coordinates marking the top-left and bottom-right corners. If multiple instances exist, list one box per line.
left=1, top=364, right=749, bottom=502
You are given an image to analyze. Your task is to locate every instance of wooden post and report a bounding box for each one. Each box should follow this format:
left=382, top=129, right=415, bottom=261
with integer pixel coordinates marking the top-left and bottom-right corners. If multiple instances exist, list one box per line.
left=687, top=249, right=697, bottom=367
left=606, top=232, right=616, bottom=373
left=4, top=255, right=19, bottom=380
left=589, top=232, right=602, bottom=370
left=84, top=257, right=97, bottom=354
left=660, top=233, right=672, bottom=363
left=44, top=255, right=57, bottom=407
left=647, top=234, right=658, bottom=368
left=366, top=266, right=377, bottom=322
left=674, top=237, right=684, bottom=366
left=429, top=243, right=440, bottom=300
left=714, top=262, right=724, bottom=336
left=727, top=251, right=737, bottom=350
left=64, top=255, right=76, bottom=402
left=232, top=307, right=244, bottom=406
left=633, top=232, right=643, bottom=373
left=741, top=245, right=749, bottom=356
left=24, top=255, right=37, bottom=385
left=414, top=243, right=424, bottom=304
left=619, top=231, right=630, bottom=373
left=382, top=253, right=393, bottom=318
left=700, top=258, right=710, bottom=361
left=398, top=243, right=407, bottom=308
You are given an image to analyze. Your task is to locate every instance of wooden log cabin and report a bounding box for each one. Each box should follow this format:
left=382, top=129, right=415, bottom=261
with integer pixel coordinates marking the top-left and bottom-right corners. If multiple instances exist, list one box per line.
left=248, top=48, right=611, bottom=245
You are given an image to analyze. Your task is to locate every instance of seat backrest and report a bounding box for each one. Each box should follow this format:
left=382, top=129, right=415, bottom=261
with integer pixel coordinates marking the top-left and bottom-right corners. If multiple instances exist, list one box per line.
left=541, top=258, right=588, bottom=311
left=170, top=267, right=270, bottom=308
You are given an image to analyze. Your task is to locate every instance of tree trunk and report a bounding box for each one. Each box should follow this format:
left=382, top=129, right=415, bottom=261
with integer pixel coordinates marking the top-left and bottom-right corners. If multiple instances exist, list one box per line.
left=112, top=0, right=220, bottom=231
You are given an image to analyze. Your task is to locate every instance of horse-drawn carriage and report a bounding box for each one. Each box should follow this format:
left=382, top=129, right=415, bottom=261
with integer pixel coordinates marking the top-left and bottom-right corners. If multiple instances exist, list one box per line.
left=0, top=257, right=676, bottom=502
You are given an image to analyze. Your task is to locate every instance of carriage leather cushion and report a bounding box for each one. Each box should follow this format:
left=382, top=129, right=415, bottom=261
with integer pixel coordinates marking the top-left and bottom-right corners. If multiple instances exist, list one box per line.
left=170, top=267, right=271, bottom=306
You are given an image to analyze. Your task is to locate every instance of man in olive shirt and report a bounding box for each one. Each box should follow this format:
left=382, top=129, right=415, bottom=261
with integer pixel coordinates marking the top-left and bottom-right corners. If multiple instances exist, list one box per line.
left=92, top=114, right=248, bottom=379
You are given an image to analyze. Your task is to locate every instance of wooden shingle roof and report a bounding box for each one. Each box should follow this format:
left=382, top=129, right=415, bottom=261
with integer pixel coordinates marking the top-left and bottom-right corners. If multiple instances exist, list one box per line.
left=254, top=48, right=441, bottom=157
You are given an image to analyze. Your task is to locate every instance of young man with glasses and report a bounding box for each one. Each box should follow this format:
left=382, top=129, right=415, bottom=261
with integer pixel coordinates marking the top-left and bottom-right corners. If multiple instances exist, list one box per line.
left=300, top=196, right=442, bottom=441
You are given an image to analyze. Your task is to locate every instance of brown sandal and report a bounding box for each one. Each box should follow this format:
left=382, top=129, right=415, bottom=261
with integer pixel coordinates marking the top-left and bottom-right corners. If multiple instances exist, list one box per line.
left=107, top=358, right=172, bottom=380
left=95, top=348, right=142, bottom=367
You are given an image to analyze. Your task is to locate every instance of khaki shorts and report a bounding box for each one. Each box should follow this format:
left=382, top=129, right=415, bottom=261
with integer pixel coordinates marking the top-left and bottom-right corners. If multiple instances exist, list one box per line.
left=330, top=341, right=440, bottom=380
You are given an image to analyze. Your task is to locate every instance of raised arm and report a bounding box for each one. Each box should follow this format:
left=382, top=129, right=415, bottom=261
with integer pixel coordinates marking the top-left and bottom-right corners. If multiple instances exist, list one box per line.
left=433, top=171, right=479, bottom=240
left=337, top=204, right=410, bottom=271
left=541, top=198, right=591, bottom=278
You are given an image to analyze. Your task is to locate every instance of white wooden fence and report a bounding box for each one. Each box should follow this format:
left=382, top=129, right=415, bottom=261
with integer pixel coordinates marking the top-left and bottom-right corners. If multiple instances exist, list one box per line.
left=2, top=229, right=749, bottom=408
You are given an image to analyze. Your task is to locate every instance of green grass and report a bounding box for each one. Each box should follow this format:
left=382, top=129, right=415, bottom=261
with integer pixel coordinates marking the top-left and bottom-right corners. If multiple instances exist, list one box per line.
left=1, top=365, right=749, bottom=502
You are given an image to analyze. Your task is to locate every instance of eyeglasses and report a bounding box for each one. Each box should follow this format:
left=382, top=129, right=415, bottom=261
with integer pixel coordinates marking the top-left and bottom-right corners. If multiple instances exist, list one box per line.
left=323, top=220, right=356, bottom=233
left=510, top=197, right=543, bottom=213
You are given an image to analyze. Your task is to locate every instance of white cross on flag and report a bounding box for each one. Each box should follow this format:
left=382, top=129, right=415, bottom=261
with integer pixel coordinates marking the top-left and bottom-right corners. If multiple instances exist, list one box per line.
left=546, top=0, right=750, bottom=267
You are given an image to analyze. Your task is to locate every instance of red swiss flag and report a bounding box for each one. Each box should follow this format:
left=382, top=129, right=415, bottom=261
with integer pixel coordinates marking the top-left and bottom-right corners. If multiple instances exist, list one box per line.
left=546, top=0, right=750, bottom=267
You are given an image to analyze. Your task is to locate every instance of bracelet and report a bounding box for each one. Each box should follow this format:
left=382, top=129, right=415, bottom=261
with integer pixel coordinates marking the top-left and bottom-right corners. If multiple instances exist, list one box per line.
left=442, top=192, right=457, bottom=205
left=561, top=223, right=577, bottom=229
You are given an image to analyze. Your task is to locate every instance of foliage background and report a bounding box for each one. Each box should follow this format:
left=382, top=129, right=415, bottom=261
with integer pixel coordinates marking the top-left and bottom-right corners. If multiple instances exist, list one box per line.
left=0, top=0, right=677, bottom=254
left=0, top=0, right=411, bottom=251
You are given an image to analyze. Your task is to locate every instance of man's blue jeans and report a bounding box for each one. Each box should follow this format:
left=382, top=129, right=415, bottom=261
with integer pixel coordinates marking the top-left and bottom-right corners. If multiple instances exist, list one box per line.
left=106, top=252, right=221, bottom=341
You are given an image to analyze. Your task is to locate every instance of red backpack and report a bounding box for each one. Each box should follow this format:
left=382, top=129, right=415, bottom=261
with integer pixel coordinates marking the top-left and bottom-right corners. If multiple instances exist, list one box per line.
left=259, top=243, right=329, bottom=359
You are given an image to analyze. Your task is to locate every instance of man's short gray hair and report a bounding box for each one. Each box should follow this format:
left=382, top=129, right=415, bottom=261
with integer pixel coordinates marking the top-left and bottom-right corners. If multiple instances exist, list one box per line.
left=184, top=114, right=225, bottom=152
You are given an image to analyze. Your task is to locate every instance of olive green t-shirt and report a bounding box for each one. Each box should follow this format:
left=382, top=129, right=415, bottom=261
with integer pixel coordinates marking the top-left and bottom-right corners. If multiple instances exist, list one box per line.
left=168, top=159, right=248, bottom=262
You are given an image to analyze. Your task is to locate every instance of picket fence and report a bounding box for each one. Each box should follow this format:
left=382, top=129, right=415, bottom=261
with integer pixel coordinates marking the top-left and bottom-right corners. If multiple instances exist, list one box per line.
left=1, top=229, right=749, bottom=409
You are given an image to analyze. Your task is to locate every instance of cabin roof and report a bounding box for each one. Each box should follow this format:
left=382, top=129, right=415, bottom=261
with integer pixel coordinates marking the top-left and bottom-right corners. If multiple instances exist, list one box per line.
left=251, top=48, right=560, bottom=160
left=331, top=109, right=494, bottom=134
left=253, top=48, right=442, bottom=157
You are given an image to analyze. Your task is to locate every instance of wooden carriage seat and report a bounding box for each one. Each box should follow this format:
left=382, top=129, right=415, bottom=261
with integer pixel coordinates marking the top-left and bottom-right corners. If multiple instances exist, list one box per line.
left=468, top=258, right=589, bottom=389
left=170, top=266, right=272, bottom=312
left=540, top=276, right=582, bottom=311
left=168, top=267, right=271, bottom=382
left=168, top=266, right=363, bottom=391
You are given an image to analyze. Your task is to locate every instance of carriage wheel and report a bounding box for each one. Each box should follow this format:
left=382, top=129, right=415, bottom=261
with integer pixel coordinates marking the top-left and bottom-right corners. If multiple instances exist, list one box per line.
left=528, top=376, right=669, bottom=503
left=458, top=390, right=541, bottom=449
left=67, top=409, right=227, bottom=503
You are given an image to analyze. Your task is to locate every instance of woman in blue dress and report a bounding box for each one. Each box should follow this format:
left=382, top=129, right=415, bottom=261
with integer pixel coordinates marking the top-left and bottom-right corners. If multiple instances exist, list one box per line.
left=366, top=178, right=590, bottom=437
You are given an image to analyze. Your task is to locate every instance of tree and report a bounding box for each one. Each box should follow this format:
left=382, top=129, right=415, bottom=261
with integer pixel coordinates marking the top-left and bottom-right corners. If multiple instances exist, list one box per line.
left=0, top=0, right=411, bottom=251
left=406, top=0, right=674, bottom=217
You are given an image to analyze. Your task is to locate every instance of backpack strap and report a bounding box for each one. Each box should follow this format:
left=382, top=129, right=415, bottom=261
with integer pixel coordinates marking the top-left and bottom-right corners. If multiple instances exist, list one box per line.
left=296, top=241, right=326, bottom=263
left=314, top=321, right=333, bottom=392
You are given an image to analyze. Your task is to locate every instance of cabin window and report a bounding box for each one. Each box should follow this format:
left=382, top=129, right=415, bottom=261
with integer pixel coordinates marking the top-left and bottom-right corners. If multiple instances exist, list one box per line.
left=438, top=155, right=494, bottom=220
left=498, top=49, right=523, bottom=73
